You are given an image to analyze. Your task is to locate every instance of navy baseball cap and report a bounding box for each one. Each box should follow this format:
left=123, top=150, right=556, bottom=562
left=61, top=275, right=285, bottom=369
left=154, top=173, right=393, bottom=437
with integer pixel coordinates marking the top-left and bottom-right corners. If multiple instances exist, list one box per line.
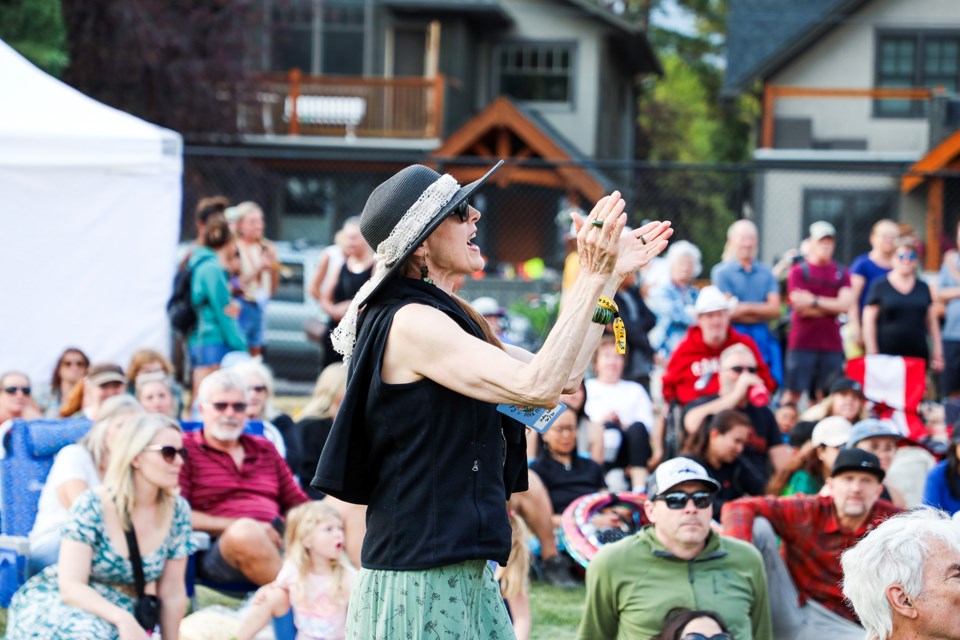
left=831, top=448, right=885, bottom=482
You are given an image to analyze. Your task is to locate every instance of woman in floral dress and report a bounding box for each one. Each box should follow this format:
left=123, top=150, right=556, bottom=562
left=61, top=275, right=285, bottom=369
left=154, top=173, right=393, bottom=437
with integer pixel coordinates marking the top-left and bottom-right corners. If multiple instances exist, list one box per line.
left=7, top=413, right=195, bottom=639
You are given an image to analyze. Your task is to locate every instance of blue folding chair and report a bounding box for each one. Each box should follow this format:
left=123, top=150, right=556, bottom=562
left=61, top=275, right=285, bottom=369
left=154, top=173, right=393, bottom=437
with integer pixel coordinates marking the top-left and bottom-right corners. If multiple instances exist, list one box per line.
left=0, top=418, right=92, bottom=606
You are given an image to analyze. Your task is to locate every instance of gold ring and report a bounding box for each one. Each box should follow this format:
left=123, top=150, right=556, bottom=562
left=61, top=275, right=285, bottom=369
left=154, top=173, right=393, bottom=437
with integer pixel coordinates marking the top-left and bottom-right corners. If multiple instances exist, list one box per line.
left=640, top=234, right=648, bottom=245
left=591, top=220, right=604, bottom=228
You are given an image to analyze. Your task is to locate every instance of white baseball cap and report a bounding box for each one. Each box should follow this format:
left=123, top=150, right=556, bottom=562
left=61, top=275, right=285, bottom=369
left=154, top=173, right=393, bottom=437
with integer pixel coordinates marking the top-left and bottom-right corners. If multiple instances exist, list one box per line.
left=648, top=457, right=720, bottom=497
left=809, top=220, right=837, bottom=241
left=695, top=285, right=737, bottom=315
left=811, top=416, right=853, bottom=447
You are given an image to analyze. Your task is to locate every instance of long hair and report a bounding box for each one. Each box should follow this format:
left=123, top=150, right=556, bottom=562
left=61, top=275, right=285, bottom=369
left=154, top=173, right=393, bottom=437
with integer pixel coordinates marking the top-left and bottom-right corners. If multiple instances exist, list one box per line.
left=50, top=348, right=89, bottom=395
left=653, top=608, right=730, bottom=640
left=300, top=364, right=348, bottom=420
left=947, top=440, right=960, bottom=500
left=104, top=414, right=182, bottom=529
left=498, top=511, right=531, bottom=599
left=766, top=444, right=826, bottom=496
left=77, top=395, right=144, bottom=471
left=202, top=217, right=234, bottom=251
left=58, top=378, right=85, bottom=417
left=682, top=409, right=752, bottom=461
left=283, top=502, right=353, bottom=606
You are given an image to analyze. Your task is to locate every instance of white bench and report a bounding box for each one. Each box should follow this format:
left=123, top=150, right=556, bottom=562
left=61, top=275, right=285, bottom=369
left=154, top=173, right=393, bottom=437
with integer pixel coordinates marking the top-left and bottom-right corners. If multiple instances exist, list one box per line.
left=284, top=95, right=366, bottom=139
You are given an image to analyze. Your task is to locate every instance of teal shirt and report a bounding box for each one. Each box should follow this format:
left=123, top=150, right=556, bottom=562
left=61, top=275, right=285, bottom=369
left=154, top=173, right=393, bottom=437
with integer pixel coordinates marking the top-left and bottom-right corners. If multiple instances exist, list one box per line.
left=187, top=246, right=247, bottom=352
left=578, top=526, right=772, bottom=640
left=783, top=469, right=823, bottom=497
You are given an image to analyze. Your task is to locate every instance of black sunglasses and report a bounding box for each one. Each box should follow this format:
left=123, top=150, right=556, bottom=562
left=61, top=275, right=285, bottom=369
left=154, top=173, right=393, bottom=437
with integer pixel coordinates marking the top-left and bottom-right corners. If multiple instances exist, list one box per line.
left=144, top=445, right=189, bottom=463
left=682, top=634, right=731, bottom=640
left=727, top=365, right=757, bottom=374
left=452, top=199, right=471, bottom=222
left=2, top=386, right=31, bottom=396
left=211, top=401, right=247, bottom=412
left=656, top=490, right=714, bottom=510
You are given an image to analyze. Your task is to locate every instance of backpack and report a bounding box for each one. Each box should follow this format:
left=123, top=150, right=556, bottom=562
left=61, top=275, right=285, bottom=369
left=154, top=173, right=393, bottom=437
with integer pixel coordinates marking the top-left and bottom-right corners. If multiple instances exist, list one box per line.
left=167, top=254, right=212, bottom=337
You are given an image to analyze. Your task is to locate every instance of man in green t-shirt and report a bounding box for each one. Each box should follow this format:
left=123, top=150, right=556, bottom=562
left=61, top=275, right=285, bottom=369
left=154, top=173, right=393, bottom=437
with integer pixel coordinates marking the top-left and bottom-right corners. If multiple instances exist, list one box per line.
left=578, top=457, right=772, bottom=640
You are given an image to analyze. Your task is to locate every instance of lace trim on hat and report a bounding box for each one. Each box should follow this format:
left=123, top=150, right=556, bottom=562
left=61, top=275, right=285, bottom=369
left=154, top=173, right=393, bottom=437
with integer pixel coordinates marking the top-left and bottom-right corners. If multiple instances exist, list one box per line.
left=331, top=173, right=460, bottom=362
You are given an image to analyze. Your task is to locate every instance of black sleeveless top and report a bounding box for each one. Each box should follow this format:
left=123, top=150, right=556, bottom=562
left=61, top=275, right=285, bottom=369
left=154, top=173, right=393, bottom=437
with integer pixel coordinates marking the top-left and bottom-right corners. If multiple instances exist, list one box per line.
left=312, top=278, right=527, bottom=570
left=333, top=263, right=373, bottom=304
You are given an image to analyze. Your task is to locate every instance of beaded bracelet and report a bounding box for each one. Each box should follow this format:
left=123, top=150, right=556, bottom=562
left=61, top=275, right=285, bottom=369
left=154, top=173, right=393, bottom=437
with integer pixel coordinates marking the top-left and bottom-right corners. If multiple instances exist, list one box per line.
left=592, top=296, right=627, bottom=354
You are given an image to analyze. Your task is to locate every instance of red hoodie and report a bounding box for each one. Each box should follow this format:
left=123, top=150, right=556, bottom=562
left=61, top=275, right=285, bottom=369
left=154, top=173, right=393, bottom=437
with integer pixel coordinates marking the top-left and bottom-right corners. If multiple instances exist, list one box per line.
left=661, top=326, right=777, bottom=405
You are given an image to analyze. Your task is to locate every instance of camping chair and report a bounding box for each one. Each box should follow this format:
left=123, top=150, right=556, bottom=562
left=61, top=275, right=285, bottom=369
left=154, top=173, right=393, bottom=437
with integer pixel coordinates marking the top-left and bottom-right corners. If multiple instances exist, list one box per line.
left=0, top=418, right=92, bottom=606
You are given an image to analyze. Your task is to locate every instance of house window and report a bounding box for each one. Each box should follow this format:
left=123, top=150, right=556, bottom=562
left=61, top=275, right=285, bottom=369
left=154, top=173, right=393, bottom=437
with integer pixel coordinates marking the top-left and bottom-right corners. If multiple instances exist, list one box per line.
left=269, top=0, right=367, bottom=76
left=494, top=42, right=576, bottom=105
left=802, top=190, right=897, bottom=265
left=876, top=32, right=960, bottom=117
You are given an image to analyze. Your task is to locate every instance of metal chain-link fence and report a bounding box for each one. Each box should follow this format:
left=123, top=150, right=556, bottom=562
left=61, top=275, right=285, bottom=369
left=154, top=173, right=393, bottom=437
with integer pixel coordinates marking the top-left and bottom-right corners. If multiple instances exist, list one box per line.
left=182, top=146, right=960, bottom=382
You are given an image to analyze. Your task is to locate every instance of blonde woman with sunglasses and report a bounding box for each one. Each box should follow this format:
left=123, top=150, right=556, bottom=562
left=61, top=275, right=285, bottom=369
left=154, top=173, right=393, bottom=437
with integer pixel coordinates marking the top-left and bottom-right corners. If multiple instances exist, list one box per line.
left=8, top=413, right=195, bottom=640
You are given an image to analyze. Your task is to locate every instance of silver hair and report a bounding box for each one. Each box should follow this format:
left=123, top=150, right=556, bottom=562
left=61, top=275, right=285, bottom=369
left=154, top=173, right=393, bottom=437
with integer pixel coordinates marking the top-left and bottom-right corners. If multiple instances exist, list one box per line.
left=196, top=369, right=248, bottom=405
left=664, top=240, right=702, bottom=278
left=841, top=508, right=960, bottom=640
left=229, top=359, right=277, bottom=419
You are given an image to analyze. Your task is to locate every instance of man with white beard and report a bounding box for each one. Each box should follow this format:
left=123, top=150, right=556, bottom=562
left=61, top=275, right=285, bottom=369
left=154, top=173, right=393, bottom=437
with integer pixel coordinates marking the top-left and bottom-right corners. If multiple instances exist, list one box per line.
left=179, top=369, right=308, bottom=585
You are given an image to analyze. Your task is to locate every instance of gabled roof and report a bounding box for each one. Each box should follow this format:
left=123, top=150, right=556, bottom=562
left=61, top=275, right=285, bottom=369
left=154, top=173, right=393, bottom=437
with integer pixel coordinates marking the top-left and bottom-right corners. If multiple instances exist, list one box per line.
left=431, top=96, right=610, bottom=202
left=902, top=129, right=960, bottom=193
left=724, top=0, right=870, bottom=94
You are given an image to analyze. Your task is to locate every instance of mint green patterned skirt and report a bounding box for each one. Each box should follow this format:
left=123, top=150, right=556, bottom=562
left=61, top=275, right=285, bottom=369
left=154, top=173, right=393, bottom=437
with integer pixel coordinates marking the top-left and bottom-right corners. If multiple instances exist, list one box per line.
left=346, top=559, right=516, bottom=639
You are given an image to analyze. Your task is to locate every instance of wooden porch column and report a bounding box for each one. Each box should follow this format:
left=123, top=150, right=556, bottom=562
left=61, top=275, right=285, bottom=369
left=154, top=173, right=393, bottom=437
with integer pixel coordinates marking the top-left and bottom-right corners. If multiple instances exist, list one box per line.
left=761, top=84, right=775, bottom=149
left=927, top=177, right=943, bottom=271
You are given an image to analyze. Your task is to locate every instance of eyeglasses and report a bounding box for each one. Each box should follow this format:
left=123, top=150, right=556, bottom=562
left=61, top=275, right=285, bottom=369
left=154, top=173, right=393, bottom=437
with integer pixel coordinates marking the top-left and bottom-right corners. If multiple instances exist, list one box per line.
left=210, top=401, right=247, bottom=413
left=655, top=490, right=714, bottom=510
left=896, top=251, right=917, bottom=261
left=682, top=634, right=731, bottom=640
left=249, top=385, right=268, bottom=394
left=143, top=445, right=189, bottom=463
left=452, top=199, right=471, bottom=222
left=2, top=386, right=31, bottom=396
left=727, top=365, right=757, bottom=374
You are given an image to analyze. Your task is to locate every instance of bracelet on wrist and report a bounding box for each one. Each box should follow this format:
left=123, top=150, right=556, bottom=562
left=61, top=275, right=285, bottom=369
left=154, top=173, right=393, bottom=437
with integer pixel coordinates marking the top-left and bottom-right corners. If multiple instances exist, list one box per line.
left=592, top=296, right=627, bottom=354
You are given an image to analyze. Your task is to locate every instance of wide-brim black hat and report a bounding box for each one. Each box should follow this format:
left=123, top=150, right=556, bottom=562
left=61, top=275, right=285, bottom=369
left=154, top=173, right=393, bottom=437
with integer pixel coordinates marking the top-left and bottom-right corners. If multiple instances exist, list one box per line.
left=357, top=159, right=503, bottom=306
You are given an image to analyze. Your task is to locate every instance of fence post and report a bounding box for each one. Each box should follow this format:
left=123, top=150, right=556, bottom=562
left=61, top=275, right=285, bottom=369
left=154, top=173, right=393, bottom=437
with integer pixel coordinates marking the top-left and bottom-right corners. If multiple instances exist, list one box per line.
left=289, top=68, right=301, bottom=135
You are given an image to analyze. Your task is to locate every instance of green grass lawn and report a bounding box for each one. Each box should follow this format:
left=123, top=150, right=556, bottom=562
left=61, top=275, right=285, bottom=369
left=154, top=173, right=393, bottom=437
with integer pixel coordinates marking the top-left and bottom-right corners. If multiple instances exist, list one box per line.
left=0, top=582, right=586, bottom=638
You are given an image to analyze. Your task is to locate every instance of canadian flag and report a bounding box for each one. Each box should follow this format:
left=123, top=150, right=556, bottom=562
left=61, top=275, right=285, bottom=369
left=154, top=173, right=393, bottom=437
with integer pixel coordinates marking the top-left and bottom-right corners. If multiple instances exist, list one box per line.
left=845, top=355, right=926, bottom=440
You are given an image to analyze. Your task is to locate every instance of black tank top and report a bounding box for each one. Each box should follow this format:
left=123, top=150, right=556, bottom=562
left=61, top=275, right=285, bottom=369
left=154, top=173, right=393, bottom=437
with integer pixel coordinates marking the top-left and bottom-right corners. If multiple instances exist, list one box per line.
left=333, top=263, right=373, bottom=304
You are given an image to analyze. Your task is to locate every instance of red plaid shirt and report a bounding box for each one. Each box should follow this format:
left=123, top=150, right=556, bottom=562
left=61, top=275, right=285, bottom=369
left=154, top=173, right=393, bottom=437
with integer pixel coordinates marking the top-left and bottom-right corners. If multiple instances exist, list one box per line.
left=721, top=495, right=900, bottom=622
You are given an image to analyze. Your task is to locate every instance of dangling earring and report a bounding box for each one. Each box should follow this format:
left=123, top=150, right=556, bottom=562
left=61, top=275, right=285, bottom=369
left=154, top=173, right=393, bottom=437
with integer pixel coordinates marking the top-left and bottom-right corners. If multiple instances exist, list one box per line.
left=420, top=255, right=433, bottom=284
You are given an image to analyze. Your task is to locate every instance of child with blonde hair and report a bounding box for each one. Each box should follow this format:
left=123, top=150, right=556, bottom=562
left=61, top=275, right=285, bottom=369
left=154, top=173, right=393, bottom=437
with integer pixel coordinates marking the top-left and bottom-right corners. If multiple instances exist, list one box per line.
left=236, top=502, right=355, bottom=640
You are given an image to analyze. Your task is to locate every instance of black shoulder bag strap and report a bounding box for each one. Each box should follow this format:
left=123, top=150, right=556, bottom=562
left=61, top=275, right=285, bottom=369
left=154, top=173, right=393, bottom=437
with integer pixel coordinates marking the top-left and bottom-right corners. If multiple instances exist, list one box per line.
left=124, top=523, right=147, bottom=599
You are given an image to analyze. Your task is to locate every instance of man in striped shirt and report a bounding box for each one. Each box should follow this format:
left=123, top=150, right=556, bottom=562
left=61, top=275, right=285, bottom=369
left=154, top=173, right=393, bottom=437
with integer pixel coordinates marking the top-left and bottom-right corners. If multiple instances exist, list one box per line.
left=179, top=369, right=308, bottom=585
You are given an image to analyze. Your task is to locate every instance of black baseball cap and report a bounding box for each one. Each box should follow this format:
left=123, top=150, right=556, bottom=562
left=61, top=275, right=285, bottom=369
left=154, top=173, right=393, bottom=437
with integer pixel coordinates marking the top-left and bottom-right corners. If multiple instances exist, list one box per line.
left=830, top=376, right=863, bottom=396
left=831, top=448, right=884, bottom=482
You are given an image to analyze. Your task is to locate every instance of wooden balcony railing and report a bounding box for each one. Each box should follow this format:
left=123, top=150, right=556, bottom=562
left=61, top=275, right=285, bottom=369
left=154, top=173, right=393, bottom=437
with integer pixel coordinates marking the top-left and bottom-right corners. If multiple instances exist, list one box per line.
left=235, top=70, right=445, bottom=140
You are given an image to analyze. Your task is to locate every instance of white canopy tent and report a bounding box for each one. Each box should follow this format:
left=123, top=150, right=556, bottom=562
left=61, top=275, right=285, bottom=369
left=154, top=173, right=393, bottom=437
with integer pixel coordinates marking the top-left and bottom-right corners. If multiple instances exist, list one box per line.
left=0, top=39, right=183, bottom=389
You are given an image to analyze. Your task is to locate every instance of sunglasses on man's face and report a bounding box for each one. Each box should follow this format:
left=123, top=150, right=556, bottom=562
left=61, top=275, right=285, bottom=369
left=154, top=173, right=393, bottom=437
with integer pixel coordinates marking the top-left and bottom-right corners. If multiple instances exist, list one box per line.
left=211, top=401, right=247, bottom=413
left=143, top=445, right=189, bottom=464
left=2, top=386, right=30, bottom=396
left=452, top=199, right=471, bottom=223
left=727, top=365, right=757, bottom=374
left=656, top=490, right=714, bottom=510
left=682, top=634, right=732, bottom=640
